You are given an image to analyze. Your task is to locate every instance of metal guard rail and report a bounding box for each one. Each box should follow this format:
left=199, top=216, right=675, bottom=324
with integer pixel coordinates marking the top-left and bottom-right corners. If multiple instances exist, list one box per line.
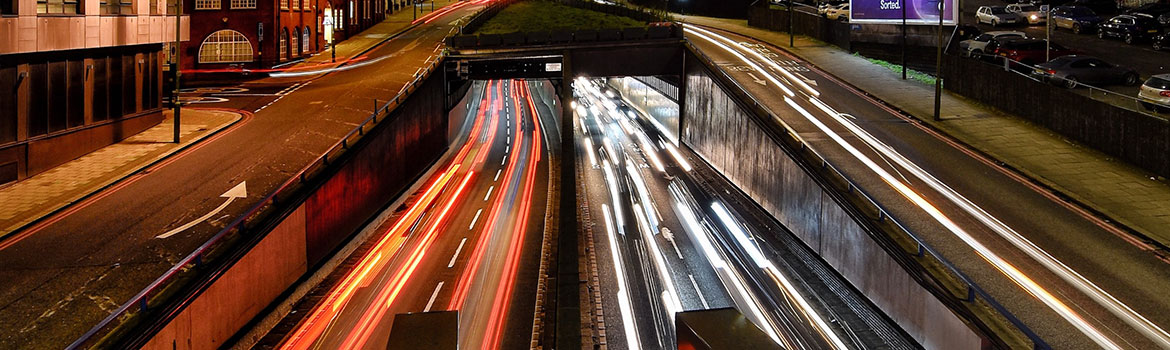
left=685, top=40, right=1051, bottom=349
left=67, top=51, right=450, bottom=350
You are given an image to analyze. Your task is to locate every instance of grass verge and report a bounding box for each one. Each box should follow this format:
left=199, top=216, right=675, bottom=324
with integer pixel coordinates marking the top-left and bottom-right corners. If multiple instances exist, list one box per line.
left=853, top=52, right=937, bottom=85
left=474, top=0, right=647, bottom=35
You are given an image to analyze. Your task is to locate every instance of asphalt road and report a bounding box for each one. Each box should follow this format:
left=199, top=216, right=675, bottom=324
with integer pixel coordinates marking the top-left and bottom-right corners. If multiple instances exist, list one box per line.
left=0, top=3, right=485, bottom=348
left=574, top=77, right=917, bottom=350
left=686, top=23, right=1170, bottom=349
left=275, top=78, right=553, bottom=350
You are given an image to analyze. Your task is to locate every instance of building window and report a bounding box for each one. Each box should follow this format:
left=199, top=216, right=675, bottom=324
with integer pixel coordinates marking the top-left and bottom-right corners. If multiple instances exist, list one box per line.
left=195, top=0, right=220, bottom=10
left=280, top=0, right=287, bottom=9
left=37, top=0, right=79, bottom=14
left=2, top=0, right=15, bottom=15
left=279, top=28, right=288, bottom=60
left=302, top=26, right=310, bottom=52
left=198, top=30, right=254, bottom=63
left=291, top=0, right=298, bottom=10
left=100, top=0, right=134, bottom=14
left=290, top=28, right=299, bottom=57
left=230, top=0, right=254, bottom=9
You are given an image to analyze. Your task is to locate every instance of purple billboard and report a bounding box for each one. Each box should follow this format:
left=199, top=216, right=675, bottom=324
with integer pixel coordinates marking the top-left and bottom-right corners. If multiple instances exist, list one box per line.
left=850, top=0, right=957, bottom=24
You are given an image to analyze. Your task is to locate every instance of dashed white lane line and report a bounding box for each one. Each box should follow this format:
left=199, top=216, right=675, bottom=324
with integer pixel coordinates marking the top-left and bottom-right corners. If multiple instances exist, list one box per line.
left=505, top=145, right=510, bottom=154
left=689, top=274, right=710, bottom=309
left=424, top=281, right=445, bottom=312
left=484, top=186, right=494, bottom=201
left=494, top=169, right=502, bottom=181
left=448, top=238, right=467, bottom=268
left=501, top=155, right=507, bottom=166
left=469, top=209, right=483, bottom=230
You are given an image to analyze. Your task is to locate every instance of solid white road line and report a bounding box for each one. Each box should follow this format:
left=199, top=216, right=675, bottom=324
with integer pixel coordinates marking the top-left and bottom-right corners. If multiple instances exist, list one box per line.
left=448, top=238, right=467, bottom=268
left=424, top=282, right=445, bottom=312
left=689, top=274, right=710, bottom=309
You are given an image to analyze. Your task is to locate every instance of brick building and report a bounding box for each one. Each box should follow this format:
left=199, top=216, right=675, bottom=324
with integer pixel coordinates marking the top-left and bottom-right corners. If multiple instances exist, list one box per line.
left=0, top=0, right=189, bottom=185
left=182, top=0, right=412, bottom=69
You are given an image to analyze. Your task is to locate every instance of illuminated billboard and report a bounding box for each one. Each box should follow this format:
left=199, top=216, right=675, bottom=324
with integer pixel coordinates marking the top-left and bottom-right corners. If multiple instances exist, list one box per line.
left=849, top=0, right=958, bottom=25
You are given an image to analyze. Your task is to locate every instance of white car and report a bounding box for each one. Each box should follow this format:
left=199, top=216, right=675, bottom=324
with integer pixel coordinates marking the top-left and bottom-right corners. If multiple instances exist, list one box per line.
left=824, top=4, right=849, bottom=21
left=977, top=6, right=1022, bottom=26
left=958, top=31, right=1027, bottom=56
left=1007, top=3, right=1048, bottom=25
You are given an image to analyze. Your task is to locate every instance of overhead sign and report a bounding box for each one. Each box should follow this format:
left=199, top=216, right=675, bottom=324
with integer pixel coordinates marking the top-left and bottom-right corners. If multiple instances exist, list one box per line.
left=850, top=0, right=957, bottom=25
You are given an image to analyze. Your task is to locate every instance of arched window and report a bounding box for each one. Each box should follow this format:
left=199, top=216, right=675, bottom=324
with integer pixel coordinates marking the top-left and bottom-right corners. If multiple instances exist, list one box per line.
left=291, top=28, right=300, bottom=57
left=279, top=28, right=288, bottom=61
left=302, top=26, right=311, bottom=53
left=198, top=29, right=253, bottom=63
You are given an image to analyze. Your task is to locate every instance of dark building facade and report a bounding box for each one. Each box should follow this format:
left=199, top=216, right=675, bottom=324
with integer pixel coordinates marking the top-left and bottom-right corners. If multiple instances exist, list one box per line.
left=0, top=0, right=189, bottom=185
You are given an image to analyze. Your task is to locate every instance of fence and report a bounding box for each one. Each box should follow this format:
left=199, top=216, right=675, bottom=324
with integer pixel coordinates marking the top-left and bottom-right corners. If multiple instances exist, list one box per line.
left=747, top=5, right=852, bottom=51
left=941, top=53, right=1170, bottom=179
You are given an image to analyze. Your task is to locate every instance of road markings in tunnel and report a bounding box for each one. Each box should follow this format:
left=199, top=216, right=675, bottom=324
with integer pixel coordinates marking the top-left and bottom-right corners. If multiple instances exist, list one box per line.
left=470, top=209, right=482, bottom=230
left=689, top=274, right=710, bottom=309
left=449, top=238, right=467, bottom=268
left=484, top=186, right=494, bottom=201
left=424, top=282, right=445, bottom=312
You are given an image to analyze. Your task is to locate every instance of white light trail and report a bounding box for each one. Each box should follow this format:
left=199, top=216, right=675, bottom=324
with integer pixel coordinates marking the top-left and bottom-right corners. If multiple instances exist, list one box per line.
left=683, top=27, right=795, bottom=97
left=687, top=25, right=821, bottom=97
left=603, top=204, right=642, bottom=350
left=603, top=160, right=625, bottom=235
left=584, top=138, right=599, bottom=167
left=662, top=141, right=692, bottom=172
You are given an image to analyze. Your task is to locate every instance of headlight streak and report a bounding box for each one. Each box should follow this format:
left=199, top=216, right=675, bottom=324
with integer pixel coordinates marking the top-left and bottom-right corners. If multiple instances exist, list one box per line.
left=670, top=196, right=785, bottom=348
left=711, top=201, right=849, bottom=350
left=602, top=160, right=626, bottom=235
left=633, top=203, right=683, bottom=320
left=626, top=162, right=661, bottom=235
left=584, top=138, right=599, bottom=168
left=685, top=24, right=821, bottom=97
left=661, top=140, right=693, bottom=172
left=781, top=96, right=1123, bottom=350
left=683, top=27, right=795, bottom=97
left=603, top=203, right=643, bottom=350
left=804, top=97, right=1170, bottom=348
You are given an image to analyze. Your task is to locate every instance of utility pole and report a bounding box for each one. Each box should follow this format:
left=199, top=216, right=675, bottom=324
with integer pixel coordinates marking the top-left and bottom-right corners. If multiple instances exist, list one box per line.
left=788, top=0, right=794, bottom=47
left=933, top=0, right=944, bottom=121
left=901, top=0, right=907, bottom=79
left=173, top=0, right=182, bottom=143
left=1045, top=6, right=1051, bottom=62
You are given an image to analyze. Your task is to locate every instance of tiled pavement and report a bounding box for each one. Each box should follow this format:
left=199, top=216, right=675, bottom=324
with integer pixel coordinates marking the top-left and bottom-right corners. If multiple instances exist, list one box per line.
left=0, top=108, right=242, bottom=237
left=680, top=16, right=1170, bottom=248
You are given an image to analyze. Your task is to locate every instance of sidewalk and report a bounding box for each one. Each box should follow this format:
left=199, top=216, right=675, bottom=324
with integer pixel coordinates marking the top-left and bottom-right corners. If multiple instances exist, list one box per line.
left=680, top=16, right=1170, bottom=250
left=287, top=0, right=461, bottom=71
left=0, top=108, right=243, bottom=237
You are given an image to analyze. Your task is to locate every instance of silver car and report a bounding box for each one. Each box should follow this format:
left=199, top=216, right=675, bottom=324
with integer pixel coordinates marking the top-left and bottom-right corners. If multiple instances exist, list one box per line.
left=958, top=31, right=1027, bottom=56
left=977, top=6, right=1022, bottom=26
left=1139, top=74, right=1170, bottom=112
left=1007, top=3, right=1047, bottom=25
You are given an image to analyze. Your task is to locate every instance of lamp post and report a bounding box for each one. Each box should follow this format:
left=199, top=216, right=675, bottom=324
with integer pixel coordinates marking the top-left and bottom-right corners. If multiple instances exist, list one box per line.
left=788, top=0, right=794, bottom=47
left=173, top=0, right=182, bottom=143
left=933, top=0, right=944, bottom=121
left=901, top=0, right=907, bottom=79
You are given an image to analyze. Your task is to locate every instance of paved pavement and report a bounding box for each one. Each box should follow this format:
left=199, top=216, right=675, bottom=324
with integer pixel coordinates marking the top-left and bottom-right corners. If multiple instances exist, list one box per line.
left=291, top=0, right=461, bottom=69
left=0, top=108, right=242, bottom=238
left=0, top=1, right=484, bottom=348
left=682, top=15, right=1170, bottom=254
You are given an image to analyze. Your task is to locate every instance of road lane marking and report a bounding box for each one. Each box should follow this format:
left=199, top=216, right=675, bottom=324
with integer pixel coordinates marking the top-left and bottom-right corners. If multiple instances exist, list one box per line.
left=484, top=186, right=494, bottom=201
left=424, top=282, right=445, bottom=312
left=505, top=145, right=509, bottom=154
left=689, top=274, right=710, bottom=309
left=501, top=155, right=507, bottom=165
left=494, top=169, right=501, bottom=181
left=156, top=182, right=247, bottom=239
left=449, top=238, right=468, bottom=268
left=469, top=209, right=482, bottom=230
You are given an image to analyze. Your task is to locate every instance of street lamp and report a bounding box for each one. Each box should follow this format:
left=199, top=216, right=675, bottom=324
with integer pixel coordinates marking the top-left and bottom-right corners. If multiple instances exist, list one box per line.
left=901, top=0, right=907, bottom=79
left=933, top=0, right=944, bottom=121
left=173, top=0, right=182, bottom=143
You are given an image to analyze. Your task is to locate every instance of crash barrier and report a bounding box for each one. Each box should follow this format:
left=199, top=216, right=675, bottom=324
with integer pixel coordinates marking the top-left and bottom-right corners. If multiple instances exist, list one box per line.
left=448, top=23, right=682, bottom=49
left=68, top=52, right=452, bottom=350
left=684, top=42, right=1050, bottom=349
left=942, top=52, right=1170, bottom=179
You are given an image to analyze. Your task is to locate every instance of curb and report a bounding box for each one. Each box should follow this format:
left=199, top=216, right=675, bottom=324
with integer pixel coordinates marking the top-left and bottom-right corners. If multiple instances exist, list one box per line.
left=0, top=108, right=248, bottom=243
left=688, top=21, right=1170, bottom=261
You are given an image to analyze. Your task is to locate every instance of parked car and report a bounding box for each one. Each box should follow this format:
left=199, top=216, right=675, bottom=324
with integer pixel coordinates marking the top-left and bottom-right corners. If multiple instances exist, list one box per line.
left=1154, top=33, right=1169, bottom=50
left=1050, top=6, right=1103, bottom=33
left=993, top=38, right=1076, bottom=65
left=1060, top=0, right=1118, bottom=15
left=978, top=6, right=1023, bottom=26
left=1124, top=3, right=1170, bottom=19
left=1032, top=55, right=1140, bottom=88
left=824, top=3, right=850, bottom=21
left=959, top=31, right=1027, bottom=56
left=1139, top=74, right=1170, bottom=112
left=1097, top=14, right=1162, bottom=44
left=1007, top=3, right=1048, bottom=24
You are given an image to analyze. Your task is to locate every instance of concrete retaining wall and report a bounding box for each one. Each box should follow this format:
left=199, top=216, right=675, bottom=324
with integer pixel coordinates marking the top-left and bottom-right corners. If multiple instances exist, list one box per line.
left=682, top=51, right=982, bottom=350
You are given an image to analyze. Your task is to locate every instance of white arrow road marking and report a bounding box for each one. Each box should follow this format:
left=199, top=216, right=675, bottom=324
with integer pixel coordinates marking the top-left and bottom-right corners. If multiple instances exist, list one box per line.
left=746, top=72, right=767, bottom=85
left=156, top=182, right=247, bottom=239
